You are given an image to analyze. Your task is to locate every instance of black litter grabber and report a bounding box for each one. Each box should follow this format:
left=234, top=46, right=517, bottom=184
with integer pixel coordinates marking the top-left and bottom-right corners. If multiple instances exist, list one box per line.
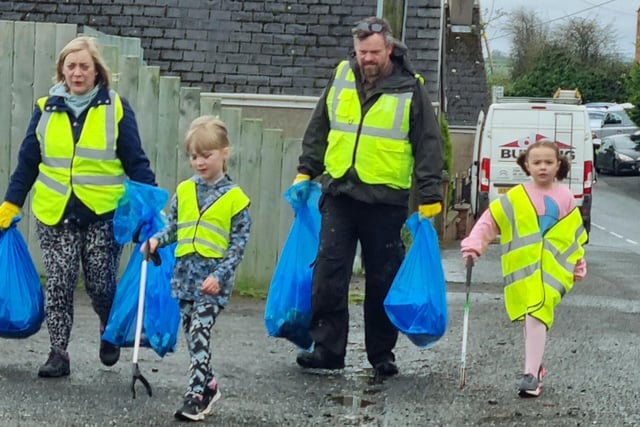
left=459, top=256, right=473, bottom=389
left=131, top=246, right=161, bottom=399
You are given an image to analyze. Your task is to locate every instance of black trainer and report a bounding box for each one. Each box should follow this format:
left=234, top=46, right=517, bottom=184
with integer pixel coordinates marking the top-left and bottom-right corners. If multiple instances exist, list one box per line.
left=296, top=348, right=345, bottom=370
left=99, top=339, right=120, bottom=366
left=174, top=397, right=206, bottom=422
left=38, top=350, right=70, bottom=378
left=202, top=383, right=222, bottom=416
left=374, top=361, right=399, bottom=378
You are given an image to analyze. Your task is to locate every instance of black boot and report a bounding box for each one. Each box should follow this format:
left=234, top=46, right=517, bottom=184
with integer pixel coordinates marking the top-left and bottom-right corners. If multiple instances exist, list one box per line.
left=38, top=349, right=70, bottom=378
left=296, top=347, right=344, bottom=370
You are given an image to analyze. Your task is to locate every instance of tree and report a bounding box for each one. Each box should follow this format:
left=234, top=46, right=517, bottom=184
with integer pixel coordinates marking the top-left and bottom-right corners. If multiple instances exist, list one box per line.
left=506, top=8, right=548, bottom=79
left=554, top=17, right=618, bottom=64
left=626, top=63, right=640, bottom=125
left=509, top=42, right=629, bottom=102
left=497, top=9, right=631, bottom=102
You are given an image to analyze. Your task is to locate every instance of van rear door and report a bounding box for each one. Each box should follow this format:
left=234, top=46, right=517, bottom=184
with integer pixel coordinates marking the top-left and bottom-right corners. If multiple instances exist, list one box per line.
left=470, top=110, right=484, bottom=215
left=486, top=104, right=590, bottom=207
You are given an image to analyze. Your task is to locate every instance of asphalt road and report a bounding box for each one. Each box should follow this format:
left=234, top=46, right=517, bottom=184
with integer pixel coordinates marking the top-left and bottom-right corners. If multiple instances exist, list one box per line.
left=1, top=178, right=639, bottom=426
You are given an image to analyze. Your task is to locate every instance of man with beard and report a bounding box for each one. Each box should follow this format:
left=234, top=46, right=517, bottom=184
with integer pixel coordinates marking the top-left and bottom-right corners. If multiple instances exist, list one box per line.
left=290, top=16, right=443, bottom=378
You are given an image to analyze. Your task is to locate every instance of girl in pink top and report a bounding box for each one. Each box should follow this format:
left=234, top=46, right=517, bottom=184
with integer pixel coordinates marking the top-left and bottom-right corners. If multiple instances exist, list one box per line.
left=461, top=139, right=587, bottom=398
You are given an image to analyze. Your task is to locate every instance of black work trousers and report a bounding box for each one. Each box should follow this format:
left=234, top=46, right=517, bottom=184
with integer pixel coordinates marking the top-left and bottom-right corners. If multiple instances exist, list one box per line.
left=309, top=193, right=407, bottom=367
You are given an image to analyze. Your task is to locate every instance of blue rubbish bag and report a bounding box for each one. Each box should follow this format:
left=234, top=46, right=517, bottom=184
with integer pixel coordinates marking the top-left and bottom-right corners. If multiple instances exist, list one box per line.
left=0, top=217, right=45, bottom=338
left=104, top=180, right=179, bottom=357
left=102, top=243, right=180, bottom=357
left=384, top=213, right=447, bottom=348
left=264, top=182, right=322, bottom=350
left=113, top=179, right=169, bottom=245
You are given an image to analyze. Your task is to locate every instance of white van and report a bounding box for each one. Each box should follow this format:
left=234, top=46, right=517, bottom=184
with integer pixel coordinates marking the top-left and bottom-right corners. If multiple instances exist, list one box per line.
left=470, top=102, right=594, bottom=232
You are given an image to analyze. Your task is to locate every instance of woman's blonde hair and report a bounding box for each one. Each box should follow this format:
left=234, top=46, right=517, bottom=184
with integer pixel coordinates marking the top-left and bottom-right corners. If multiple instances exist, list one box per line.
left=54, top=36, right=111, bottom=88
left=185, top=116, right=231, bottom=172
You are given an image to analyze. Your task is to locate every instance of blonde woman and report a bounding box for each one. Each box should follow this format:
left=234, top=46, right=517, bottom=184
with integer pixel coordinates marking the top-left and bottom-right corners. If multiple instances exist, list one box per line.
left=0, top=36, right=156, bottom=377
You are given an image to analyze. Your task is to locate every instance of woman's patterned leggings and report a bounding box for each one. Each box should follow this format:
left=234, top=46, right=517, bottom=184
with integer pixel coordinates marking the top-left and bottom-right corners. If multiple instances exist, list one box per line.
left=179, top=299, right=219, bottom=398
left=37, top=220, right=122, bottom=353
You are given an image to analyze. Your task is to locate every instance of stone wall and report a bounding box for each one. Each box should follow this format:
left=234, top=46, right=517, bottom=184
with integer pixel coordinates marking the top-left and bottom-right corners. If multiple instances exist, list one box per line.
left=443, top=6, right=489, bottom=126
left=1, top=0, right=487, bottom=124
left=1, top=0, right=439, bottom=98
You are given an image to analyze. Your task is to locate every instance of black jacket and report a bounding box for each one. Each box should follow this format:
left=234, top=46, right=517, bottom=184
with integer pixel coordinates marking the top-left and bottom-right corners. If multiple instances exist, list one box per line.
left=298, top=42, right=443, bottom=206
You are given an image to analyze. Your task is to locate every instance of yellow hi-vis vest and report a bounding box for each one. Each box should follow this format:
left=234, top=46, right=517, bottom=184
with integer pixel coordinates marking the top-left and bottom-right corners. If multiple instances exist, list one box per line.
left=324, top=60, right=415, bottom=189
left=175, top=180, right=250, bottom=259
left=32, top=90, right=126, bottom=225
left=490, top=184, right=587, bottom=329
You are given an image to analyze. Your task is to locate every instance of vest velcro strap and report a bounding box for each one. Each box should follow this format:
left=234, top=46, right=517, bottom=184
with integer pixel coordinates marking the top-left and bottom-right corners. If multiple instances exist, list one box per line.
left=36, top=172, right=69, bottom=196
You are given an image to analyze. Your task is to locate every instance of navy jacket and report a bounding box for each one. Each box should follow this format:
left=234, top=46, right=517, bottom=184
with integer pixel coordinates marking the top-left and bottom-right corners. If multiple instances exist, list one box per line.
left=4, top=86, right=156, bottom=227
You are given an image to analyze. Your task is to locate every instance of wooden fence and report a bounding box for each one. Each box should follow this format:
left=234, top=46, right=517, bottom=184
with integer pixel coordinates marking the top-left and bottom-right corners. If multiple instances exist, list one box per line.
left=0, top=20, right=301, bottom=294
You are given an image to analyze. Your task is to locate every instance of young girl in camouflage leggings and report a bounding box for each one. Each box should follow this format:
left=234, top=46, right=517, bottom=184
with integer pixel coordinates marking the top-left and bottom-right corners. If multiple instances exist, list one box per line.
left=146, top=116, right=251, bottom=422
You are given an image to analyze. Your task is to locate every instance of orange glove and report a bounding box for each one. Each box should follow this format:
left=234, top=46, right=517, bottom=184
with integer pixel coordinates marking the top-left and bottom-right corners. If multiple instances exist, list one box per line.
left=418, top=202, right=442, bottom=218
left=0, top=201, right=20, bottom=229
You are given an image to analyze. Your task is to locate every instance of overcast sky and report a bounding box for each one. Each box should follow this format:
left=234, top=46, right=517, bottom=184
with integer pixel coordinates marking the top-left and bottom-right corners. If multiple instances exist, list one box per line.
left=482, top=0, right=638, bottom=59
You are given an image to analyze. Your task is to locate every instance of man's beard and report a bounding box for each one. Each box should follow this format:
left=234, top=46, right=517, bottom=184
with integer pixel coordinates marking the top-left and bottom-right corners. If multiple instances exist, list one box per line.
left=362, top=64, right=381, bottom=81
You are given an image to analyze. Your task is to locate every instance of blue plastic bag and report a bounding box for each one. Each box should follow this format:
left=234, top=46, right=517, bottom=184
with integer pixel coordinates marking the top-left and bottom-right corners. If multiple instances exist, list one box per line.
left=105, top=180, right=179, bottom=357
left=384, top=213, right=447, bottom=348
left=102, top=243, right=180, bottom=357
left=113, top=180, right=169, bottom=244
left=264, top=182, right=322, bottom=350
left=0, top=218, right=45, bottom=338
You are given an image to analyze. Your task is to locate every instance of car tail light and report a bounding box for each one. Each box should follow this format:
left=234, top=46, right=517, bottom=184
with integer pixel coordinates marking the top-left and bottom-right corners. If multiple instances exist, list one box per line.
left=479, top=158, right=490, bottom=193
left=583, top=161, right=593, bottom=195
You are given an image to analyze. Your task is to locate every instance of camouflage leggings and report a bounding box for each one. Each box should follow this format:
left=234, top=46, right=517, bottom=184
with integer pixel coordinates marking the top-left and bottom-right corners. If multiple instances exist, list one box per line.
left=37, top=220, right=122, bottom=353
left=179, top=299, right=219, bottom=398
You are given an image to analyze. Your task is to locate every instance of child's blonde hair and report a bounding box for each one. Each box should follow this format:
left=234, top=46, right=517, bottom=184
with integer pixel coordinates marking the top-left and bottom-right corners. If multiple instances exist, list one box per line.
left=185, top=116, right=230, bottom=172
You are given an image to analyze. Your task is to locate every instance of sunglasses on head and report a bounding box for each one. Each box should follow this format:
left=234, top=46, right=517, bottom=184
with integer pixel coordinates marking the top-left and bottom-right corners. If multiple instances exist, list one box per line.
left=352, top=22, right=386, bottom=34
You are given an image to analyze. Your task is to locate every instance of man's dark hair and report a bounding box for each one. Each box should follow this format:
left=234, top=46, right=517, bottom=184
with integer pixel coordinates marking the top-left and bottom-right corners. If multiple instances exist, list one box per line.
left=351, top=16, right=394, bottom=44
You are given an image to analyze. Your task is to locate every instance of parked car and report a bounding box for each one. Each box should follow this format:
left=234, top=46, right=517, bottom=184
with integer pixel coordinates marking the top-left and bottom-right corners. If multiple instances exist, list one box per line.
left=587, top=103, right=639, bottom=139
left=595, top=133, right=640, bottom=175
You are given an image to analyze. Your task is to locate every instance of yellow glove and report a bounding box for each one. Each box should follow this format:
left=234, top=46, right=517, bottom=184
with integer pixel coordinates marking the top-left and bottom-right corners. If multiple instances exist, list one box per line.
left=290, top=174, right=311, bottom=203
left=418, top=202, right=442, bottom=219
left=0, top=201, right=20, bottom=229
left=293, top=173, right=310, bottom=184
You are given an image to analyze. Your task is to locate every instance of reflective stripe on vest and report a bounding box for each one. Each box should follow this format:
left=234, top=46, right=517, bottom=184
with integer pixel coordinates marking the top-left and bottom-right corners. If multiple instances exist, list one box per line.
left=490, top=184, right=587, bottom=324
left=175, top=180, right=250, bottom=259
left=324, top=60, right=414, bottom=189
left=32, top=90, right=125, bottom=225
